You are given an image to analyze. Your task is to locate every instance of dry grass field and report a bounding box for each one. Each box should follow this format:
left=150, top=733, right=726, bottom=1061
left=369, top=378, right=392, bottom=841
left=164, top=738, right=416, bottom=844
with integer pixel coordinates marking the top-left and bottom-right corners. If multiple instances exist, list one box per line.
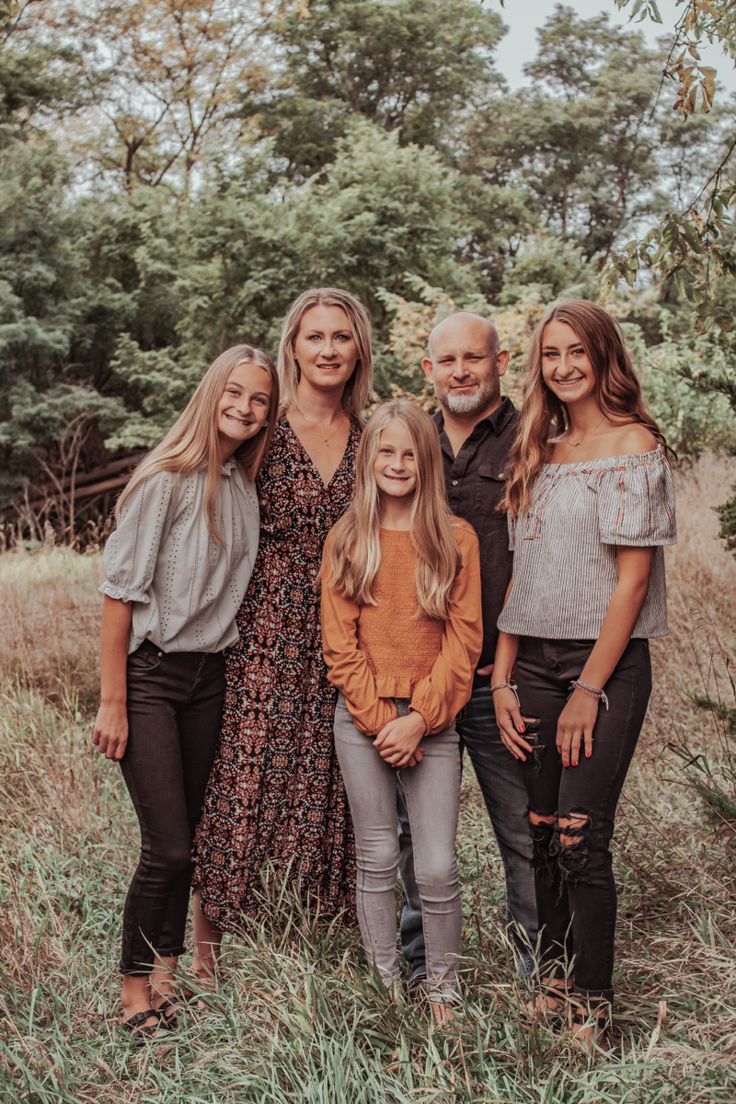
left=1, top=454, right=735, bottom=1103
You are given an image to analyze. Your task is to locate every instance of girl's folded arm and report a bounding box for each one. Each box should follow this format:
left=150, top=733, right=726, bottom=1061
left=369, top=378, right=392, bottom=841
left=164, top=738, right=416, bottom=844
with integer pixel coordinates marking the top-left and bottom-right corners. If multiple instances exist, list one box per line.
left=320, top=572, right=398, bottom=735
left=410, top=526, right=483, bottom=734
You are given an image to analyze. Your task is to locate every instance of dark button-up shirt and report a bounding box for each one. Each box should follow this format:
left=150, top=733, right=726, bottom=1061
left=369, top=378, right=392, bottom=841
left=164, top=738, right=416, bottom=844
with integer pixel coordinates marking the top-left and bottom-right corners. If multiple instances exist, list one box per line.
left=434, top=396, right=519, bottom=679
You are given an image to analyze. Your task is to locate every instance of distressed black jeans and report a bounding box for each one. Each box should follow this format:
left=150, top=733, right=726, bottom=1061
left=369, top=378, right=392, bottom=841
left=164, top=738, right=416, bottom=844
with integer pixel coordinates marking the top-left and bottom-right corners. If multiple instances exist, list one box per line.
left=120, top=640, right=225, bottom=975
left=514, top=636, right=652, bottom=1002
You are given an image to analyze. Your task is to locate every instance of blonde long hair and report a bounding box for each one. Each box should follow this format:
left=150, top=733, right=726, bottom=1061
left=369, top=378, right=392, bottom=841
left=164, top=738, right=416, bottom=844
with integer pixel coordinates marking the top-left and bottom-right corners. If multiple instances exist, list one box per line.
left=503, top=300, right=667, bottom=517
left=116, top=344, right=278, bottom=541
left=325, top=399, right=460, bottom=620
left=277, top=287, right=373, bottom=420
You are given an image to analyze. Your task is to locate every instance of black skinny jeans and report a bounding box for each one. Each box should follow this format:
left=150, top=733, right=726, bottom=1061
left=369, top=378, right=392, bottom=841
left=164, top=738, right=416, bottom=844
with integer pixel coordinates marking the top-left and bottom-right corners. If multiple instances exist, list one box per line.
left=515, top=636, right=652, bottom=1002
left=119, top=641, right=225, bottom=975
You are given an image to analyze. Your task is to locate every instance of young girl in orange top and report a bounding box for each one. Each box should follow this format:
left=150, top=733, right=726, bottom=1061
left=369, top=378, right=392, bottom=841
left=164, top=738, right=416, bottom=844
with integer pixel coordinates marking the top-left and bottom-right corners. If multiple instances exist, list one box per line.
left=321, top=398, right=482, bottom=1021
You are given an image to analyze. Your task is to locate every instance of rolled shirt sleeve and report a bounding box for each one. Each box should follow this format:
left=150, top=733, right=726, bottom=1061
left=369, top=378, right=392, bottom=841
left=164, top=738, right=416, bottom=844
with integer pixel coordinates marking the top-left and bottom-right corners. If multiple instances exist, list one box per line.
left=409, top=523, right=483, bottom=734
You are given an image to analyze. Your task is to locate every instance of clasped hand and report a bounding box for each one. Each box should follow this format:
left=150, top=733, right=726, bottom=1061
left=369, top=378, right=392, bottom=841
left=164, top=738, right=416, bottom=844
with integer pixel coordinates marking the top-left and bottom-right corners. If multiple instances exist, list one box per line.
left=373, top=710, right=428, bottom=768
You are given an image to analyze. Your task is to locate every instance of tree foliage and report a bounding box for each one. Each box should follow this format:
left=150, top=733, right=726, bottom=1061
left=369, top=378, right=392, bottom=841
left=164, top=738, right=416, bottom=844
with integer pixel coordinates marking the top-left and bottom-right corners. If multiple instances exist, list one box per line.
left=0, top=0, right=734, bottom=546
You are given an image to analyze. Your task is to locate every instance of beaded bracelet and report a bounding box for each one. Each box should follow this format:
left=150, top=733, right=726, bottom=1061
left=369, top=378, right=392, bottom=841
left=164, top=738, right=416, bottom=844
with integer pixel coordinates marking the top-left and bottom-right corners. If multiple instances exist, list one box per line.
left=490, top=681, right=520, bottom=706
left=570, top=678, right=609, bottom=711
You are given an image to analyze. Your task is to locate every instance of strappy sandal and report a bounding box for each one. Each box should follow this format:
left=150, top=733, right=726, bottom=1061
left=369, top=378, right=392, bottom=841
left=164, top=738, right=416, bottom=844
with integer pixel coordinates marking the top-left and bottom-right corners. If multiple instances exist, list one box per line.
left=121, top=1008, right=163, bottom=1045
left=570, top=1003, right=612, bottom=1053
left=154, top=996, right=184, bottom=1030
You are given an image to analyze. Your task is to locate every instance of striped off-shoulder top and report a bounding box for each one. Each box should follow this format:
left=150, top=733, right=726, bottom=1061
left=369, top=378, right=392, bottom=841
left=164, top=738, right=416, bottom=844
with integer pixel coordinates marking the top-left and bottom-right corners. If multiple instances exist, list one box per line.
left=496, top=445, right=676, bottom=640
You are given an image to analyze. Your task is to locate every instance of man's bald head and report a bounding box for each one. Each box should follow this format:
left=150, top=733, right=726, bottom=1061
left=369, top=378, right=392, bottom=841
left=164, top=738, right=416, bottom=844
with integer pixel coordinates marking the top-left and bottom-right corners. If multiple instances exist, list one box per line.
left=427, top=312, right=499, bottom=361
left=423, top=311, right=508, bottom=419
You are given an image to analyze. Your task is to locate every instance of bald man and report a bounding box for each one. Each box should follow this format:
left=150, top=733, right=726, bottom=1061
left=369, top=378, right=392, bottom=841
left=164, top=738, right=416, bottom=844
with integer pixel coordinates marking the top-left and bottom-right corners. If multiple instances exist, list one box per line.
left=398, top=312, right=537, bottom=988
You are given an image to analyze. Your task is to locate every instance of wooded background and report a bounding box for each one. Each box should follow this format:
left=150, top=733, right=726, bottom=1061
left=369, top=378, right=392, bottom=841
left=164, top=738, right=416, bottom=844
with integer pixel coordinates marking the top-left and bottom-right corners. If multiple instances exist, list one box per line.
left=1, top=0, right=734, bottom=545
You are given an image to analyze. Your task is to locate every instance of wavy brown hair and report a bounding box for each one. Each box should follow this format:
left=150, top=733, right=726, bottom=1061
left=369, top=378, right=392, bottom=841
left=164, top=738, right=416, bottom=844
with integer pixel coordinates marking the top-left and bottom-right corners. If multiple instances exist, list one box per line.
left=503, top=300, right=667, bottom=517
left=116, top=345, right=278, bottom=542
left=324, top=399, right=460, bottom=620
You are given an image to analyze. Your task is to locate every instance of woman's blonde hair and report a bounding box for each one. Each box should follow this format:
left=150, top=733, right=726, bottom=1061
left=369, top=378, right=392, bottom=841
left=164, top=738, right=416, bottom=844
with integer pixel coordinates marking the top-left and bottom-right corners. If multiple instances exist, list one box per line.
left=325, top=399, right=460, bottom=620
left=277, top=287, right=373, bottom=420
left=116, top=344, right=278, bottom=541
left=503, top=300, right=667, bottom=517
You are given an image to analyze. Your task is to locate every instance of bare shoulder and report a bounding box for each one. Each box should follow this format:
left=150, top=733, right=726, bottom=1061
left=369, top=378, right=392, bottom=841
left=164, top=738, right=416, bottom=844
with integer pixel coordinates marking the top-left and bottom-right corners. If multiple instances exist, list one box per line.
left=609, top=422, right=659, bottom=457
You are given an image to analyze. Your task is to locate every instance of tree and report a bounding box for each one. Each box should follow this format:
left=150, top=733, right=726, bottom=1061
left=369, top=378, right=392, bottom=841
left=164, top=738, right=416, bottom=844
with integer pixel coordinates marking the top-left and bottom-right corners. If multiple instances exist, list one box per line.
left=28, top=0, right=269, bottom=192
left=243, top=0, right=505, bottom=178
left=608, top=0, right=736, bottom=554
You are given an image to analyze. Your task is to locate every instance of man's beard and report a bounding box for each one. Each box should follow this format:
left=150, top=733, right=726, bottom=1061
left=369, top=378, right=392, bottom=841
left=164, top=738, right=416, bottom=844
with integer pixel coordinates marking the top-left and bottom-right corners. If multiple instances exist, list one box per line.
left=435, top=376, right=499, bottom=415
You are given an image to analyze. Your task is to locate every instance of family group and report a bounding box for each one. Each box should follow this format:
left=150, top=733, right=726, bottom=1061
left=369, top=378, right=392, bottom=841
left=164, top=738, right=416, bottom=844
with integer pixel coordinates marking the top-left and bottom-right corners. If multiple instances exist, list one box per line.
left=92, top=287, right=676, bottom=1053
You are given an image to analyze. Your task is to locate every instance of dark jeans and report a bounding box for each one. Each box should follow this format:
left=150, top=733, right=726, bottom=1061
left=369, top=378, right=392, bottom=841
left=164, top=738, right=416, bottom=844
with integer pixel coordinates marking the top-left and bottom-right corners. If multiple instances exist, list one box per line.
left=120, top=640, right=225, bottom=975
left=398, top=682, right=538, bottom=978
left=515, top=636, right=652, bottom=1002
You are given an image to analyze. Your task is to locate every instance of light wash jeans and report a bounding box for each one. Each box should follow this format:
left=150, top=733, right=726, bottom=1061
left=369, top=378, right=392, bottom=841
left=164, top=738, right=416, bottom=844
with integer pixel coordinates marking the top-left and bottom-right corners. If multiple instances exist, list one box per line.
left=334, top=694, right=462, bottom=1002
left=398, top=681, right=538, bottom=978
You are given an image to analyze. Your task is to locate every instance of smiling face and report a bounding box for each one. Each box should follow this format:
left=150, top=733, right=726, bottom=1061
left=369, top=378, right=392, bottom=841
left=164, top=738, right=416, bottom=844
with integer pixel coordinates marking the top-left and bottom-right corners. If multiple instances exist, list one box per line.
left=541, top=319, right=597, bottom=407
left=372, top=418, right=418, bottom=502
left=216, top=359, right=273, bottom=454
left=292, top=304, right=359, bottom=396
left=422, top=314, right=508, bottom=417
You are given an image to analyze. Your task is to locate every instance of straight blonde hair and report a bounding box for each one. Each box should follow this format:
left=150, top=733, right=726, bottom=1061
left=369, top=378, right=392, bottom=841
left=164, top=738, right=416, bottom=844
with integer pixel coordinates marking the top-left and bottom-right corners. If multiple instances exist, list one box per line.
left=503, top=300, right=667, bottom=517
left=277, top=288, right=373, bottom=420
left=325, top=399, right=460, bottom=620
left=116, top=345, right=279, bottom=542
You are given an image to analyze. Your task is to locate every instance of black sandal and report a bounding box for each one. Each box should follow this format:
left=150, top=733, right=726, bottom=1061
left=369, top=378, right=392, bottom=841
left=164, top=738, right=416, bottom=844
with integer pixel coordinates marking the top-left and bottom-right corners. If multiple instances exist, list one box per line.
left=155, top=996, right=184, bottom=1030
left=121, top=1008, right=163, bottom=1045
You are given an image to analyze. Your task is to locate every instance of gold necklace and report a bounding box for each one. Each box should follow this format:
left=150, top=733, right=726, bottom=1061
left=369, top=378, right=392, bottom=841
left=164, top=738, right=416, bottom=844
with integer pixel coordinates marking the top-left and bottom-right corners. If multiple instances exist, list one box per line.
left=298, top=413, right=346, bottom=447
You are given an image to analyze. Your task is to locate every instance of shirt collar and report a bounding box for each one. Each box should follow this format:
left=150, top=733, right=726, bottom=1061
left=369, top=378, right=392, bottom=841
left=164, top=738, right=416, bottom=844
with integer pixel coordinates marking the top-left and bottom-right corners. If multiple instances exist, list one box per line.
left=433, top=395, right=516, bottom=439
left=220, top=457, right=236, bottom=476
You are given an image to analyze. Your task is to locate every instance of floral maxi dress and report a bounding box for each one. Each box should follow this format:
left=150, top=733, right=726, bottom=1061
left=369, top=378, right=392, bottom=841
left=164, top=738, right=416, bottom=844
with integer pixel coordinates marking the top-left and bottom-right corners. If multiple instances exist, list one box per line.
left=193, top=417, right=360, bottom=930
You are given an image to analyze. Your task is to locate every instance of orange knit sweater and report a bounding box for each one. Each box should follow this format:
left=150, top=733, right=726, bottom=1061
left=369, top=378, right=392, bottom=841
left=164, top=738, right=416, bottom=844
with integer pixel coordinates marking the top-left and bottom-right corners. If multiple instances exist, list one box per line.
left=321, top=521, right=482, bottom=735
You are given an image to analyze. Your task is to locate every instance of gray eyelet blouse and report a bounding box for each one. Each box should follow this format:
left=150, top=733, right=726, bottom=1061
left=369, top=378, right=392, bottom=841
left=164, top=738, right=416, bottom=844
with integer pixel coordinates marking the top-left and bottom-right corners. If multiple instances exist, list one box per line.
left=100, top=459, right=259, bottom=653
left=497, top=446, right=676, bottom=640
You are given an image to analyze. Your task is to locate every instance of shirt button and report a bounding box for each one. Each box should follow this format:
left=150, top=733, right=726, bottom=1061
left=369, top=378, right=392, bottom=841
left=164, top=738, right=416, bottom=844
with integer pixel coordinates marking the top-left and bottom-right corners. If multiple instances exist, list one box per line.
left=451, top=479, right=458, bottom=486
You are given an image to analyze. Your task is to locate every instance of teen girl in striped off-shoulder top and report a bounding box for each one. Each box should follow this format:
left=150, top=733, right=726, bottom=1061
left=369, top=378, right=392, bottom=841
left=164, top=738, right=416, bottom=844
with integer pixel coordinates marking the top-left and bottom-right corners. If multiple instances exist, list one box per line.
left=492, top=301, right=676, bottom=1052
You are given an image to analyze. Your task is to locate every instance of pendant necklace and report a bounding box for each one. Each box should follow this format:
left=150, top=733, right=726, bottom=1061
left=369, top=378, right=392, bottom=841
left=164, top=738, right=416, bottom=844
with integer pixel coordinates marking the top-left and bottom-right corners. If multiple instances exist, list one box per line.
left=299, top=413, right=345, bottom=447
left=562, top=413, right=608, bottom=461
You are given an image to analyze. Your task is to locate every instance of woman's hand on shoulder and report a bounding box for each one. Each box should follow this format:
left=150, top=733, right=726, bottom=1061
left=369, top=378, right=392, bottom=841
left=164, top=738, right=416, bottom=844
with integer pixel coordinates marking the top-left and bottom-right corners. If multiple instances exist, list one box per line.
left=93, top=701, right=129, bottom=761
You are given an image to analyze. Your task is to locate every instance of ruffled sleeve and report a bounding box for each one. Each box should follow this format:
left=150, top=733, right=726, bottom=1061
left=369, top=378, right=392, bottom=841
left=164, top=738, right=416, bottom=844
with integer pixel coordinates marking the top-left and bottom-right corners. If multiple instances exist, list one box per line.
left=100, top=471, right=176, bottom=604
left=409, top=522, right=483, bottom=734
left=590, top=447, right=676, bottom=547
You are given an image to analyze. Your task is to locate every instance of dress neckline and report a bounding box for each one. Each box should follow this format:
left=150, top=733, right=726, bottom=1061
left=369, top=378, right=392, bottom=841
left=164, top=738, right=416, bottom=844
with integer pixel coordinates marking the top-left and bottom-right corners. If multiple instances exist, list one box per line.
left=543, top=443, right=664, bottom=470
left=283, top=415, right=359, bottom=489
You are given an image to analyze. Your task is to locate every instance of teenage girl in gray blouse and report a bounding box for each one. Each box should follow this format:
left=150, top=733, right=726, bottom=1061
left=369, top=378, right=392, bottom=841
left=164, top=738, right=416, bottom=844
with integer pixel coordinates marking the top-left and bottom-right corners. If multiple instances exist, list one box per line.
left=492, top=300, right=676, bottom=1052
left=92, top=344, right=278, bottom=1043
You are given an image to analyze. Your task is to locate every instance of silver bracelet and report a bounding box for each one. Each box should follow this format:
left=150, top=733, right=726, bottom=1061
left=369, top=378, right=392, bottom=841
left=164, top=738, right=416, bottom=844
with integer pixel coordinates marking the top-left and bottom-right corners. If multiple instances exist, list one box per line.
left=490, top=681, right=520, bottom=706
left=570, top=678, right=609, bottom=711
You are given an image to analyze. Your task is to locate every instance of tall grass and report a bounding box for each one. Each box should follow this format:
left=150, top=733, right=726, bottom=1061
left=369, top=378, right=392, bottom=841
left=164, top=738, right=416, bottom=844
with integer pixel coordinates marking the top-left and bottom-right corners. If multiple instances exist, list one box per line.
left=1, top=454, right=735, bottom=1103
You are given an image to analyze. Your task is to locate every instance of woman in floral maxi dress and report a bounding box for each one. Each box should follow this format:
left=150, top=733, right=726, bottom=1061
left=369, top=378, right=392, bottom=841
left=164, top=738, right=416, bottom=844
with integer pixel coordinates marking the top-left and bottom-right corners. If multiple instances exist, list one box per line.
left=193, top=289, right=373, bottom=955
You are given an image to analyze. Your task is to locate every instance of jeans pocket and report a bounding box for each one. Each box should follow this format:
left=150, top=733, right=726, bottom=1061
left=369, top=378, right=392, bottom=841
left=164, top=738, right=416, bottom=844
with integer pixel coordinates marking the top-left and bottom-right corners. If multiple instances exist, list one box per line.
left=127, top=643, right=163, bottom=675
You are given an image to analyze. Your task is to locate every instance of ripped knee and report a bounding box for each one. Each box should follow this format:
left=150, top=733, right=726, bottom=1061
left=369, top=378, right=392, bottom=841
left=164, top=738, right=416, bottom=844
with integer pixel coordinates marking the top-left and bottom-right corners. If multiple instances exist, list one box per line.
left=554, top=810, right=591, bottom=880
left=526, top=809, right=557, bottom=883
